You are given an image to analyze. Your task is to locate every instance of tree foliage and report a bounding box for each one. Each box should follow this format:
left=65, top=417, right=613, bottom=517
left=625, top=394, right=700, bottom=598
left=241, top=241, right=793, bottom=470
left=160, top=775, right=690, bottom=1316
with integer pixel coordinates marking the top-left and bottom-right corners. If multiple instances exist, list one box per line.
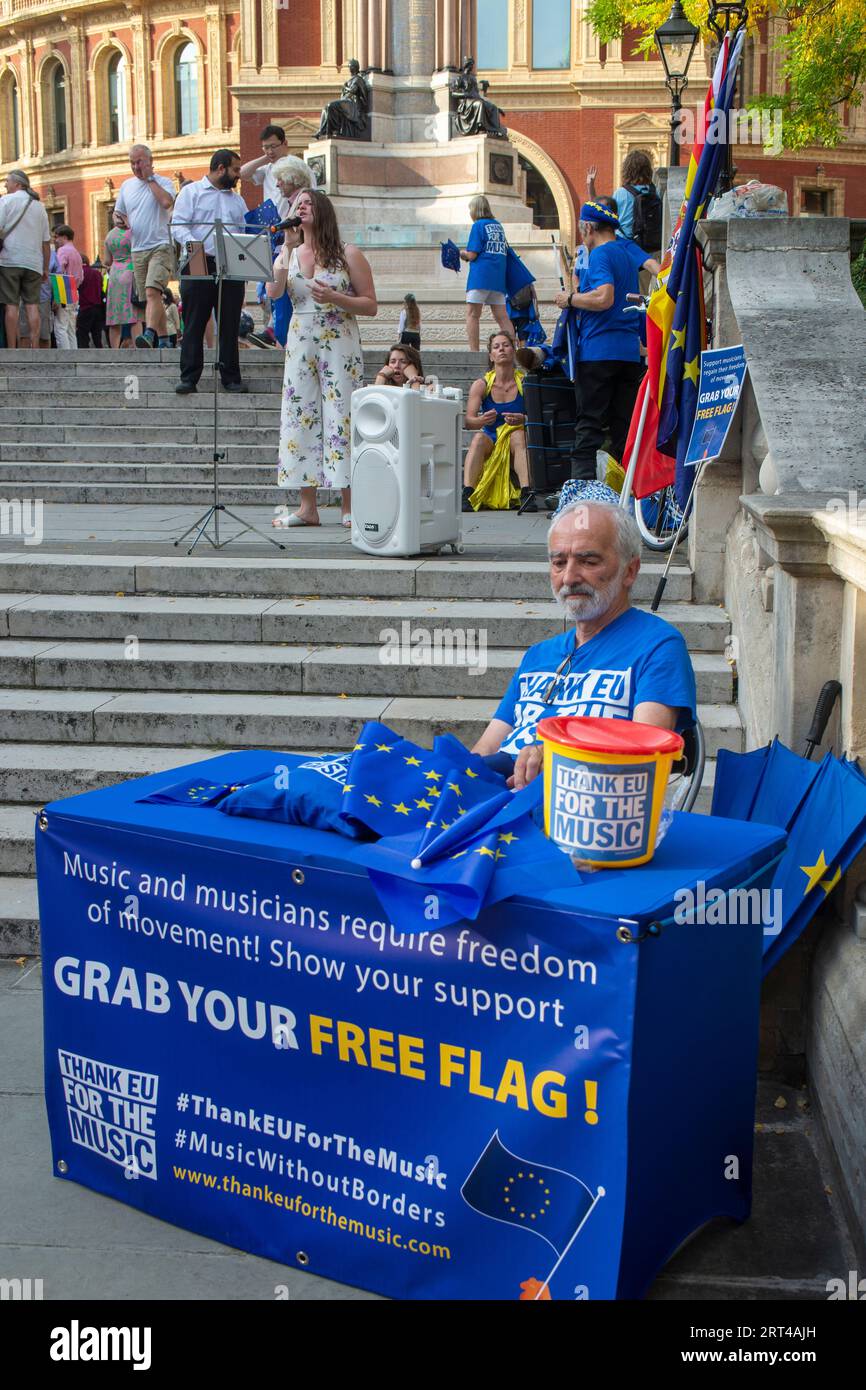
left=585, top=0, right=866, bottom=151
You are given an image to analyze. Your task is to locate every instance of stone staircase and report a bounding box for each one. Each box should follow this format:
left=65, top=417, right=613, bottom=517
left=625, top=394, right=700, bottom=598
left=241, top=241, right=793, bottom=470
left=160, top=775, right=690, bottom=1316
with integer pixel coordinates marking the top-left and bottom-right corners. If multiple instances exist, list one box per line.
left=0, top=348, right=489, bottom=507
left=0, top=546, right=738, bottom=955
left=0, top=345, right=741, bottom=956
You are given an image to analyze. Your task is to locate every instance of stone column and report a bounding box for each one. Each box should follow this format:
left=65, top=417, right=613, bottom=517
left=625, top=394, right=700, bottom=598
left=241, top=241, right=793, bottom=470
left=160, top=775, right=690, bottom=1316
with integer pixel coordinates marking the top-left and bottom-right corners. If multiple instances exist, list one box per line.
left=390, top=0, right=436, bottom=76
left=436, top=0, right=460, bottom=71
left=459, top=0, right=476, bottom=62
left=69, top=22, right=87, bottom=148
left=130, top=12, right=152, bottom=142
left=367, top=0, right=389, bottom=71
left=206, top=3, right=228, bottom=133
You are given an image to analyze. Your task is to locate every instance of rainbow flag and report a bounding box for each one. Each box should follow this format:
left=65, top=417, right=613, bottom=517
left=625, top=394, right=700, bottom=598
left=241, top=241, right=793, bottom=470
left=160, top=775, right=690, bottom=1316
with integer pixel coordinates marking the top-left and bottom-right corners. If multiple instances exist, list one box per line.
left=624, top=31, right=744, bottom=499
left=50, top=274, right=78, bottom=307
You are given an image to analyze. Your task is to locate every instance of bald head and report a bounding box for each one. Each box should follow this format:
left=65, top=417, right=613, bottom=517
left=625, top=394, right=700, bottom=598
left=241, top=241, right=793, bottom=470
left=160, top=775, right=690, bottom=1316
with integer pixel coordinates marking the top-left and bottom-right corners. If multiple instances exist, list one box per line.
left=129, top=145, right=154, bottom=180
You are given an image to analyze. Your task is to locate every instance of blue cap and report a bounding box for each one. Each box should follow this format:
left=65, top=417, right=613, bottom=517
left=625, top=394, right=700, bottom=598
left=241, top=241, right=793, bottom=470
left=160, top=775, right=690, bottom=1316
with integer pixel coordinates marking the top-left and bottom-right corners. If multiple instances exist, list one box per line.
left=579, top=201, right=620, bottom=229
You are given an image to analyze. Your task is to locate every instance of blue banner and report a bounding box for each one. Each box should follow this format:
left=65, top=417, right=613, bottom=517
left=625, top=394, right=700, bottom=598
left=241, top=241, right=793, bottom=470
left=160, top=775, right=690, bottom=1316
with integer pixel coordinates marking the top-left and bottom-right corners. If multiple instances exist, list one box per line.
left=683, top=345, right=747, bottom=468
left=37, top=752, right=785, bottom=1300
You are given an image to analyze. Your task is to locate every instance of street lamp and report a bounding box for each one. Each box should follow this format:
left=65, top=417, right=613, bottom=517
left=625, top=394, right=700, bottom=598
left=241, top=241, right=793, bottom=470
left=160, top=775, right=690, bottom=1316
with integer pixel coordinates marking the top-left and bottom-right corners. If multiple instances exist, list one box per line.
left=708, top=0, right=750, bottom=192
left=655, top=2, right=701, bottom=167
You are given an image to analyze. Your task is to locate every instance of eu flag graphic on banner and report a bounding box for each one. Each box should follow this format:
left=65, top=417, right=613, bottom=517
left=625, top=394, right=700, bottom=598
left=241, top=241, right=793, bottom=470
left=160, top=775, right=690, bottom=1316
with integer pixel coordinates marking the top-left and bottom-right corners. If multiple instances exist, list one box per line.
left=462, top=1132, right=602, bottom=1258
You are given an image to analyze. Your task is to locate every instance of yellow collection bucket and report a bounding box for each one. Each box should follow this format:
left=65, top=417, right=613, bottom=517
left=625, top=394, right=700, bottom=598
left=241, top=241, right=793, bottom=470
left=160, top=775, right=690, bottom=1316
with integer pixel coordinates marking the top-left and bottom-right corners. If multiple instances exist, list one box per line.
left=537, top=716, right=685, bottom=869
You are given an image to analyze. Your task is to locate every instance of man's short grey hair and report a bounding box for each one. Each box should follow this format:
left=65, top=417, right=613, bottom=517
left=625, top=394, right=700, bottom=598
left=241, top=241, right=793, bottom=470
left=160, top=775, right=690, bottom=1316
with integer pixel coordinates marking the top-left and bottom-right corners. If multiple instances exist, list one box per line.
left=129, top=144, right=152, bottom=157
left=7, top=169, right=32, bottom=193
left=548, top=500, right=642, bottom=565
left=270, top=155, right=314, bottom=190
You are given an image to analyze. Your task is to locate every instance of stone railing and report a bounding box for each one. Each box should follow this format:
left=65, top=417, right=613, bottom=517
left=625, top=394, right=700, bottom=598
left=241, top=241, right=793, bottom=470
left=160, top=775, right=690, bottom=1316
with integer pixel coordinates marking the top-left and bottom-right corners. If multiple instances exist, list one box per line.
left=680, top=208, right=866, bottom=1251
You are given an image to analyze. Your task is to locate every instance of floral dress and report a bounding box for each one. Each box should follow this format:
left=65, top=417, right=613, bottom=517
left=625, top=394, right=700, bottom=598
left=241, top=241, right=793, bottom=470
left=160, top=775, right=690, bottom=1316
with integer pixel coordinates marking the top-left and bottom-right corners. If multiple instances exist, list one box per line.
left=278, top=247, right=365, bottom=491
left=104, top=226, right=136, bottom=328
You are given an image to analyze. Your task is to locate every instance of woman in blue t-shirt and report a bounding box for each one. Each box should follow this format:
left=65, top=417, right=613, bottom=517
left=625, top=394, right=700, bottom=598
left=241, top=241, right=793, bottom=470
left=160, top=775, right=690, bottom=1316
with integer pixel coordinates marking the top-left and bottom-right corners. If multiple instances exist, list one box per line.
left=459, top=195, right=515, bottom=353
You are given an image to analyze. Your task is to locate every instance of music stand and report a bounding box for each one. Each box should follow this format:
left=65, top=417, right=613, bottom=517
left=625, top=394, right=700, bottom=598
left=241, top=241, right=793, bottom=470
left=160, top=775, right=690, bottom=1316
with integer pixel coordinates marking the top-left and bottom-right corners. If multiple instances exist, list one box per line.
left=173, top=220, right=286, bottom=554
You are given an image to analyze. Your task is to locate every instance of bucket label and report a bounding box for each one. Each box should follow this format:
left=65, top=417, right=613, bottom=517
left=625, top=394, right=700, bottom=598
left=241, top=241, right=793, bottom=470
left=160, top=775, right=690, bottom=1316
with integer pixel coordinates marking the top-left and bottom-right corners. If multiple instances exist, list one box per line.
left=549, top=755, right=656, bottom=863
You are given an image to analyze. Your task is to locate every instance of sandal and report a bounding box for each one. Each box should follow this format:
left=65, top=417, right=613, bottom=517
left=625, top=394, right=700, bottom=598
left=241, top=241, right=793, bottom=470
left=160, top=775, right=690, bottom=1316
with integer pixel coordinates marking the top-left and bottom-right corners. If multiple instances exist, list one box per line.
left=272, top=513, right=321, bottom=528
left=341, top=514, right=352, bottom=529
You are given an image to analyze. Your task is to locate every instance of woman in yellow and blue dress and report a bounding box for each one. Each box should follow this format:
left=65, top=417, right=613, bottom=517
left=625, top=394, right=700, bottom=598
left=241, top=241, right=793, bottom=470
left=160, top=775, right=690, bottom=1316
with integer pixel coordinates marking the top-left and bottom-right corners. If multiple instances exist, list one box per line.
left=461, top=332, right=536, bottom=513
left=266, top=189, right=377, bottom=529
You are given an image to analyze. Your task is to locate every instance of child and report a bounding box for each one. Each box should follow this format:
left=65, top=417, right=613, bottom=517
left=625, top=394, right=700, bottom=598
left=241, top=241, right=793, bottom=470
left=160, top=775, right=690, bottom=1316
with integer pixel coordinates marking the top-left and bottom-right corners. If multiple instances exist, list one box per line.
left=375, top=343, right=425, bottom=389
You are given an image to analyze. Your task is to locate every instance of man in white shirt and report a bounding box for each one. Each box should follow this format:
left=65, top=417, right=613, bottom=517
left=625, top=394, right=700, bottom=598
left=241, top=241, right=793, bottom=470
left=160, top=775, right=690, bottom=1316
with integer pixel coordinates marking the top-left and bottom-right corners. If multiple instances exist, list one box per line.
left=240, top=125, right=294, bottom=221
left=114, top=144, right=176, bottom=349
left=0, top=170, right=51, bottom=350
left=171, top=149, right=250, bottom=395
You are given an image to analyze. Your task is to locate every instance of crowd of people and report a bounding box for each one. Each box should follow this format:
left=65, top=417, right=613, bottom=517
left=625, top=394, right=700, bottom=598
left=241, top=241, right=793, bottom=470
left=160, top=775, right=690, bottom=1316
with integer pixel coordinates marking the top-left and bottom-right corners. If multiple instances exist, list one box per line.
left=0, top=126, right=664, bottom=521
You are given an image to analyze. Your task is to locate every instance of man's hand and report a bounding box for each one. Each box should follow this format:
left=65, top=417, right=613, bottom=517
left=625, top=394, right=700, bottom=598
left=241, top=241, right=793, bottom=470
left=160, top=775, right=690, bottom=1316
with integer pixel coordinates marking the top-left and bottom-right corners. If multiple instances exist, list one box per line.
left=586, top=164, right=598, bottom=186
left=554, top=290, right=571, bottom=310
left=509, top=744, right=543, bottom=790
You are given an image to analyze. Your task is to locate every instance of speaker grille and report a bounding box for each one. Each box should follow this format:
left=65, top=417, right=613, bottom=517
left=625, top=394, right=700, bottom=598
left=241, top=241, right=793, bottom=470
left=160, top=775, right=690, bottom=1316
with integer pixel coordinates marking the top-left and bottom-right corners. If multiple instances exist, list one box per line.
left=351, top=445, right=400, bottom=547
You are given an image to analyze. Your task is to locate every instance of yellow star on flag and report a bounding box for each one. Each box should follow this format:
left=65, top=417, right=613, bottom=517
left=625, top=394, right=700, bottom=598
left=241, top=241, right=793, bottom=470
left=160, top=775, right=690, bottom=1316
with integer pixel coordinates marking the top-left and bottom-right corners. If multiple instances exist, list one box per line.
left=451, top=850, right=468, bottom=860
left=475, top=845, right=496, bottom=858
left=404, top=756, right=422, bottom=767
left=424, top=770, right=443, bottom=782
left=465, top=768, right=479, bottom=778
left=441, top=820, right=453, bottom=830
left=447, top=782, right=462, bottom=796
left=495, top=849, right=506, bottom=861
left=683, top=355, right=700, bottom=386
left=820, top=865, right=841, bottom=895
left=671, top=326, right=686, bottom=352
left=427, top=787, right=441, bottom=799
left=415, top=798, right=432, bottom=810
left=365, top=794, right=383, bottom=808
left=375, top=743, right=393, bottom=753
left=458, top=807, right=467, bottom=816
left=425, top=820, right=437, bottom=829
left=392, top=802, right=411, bottom=816
left=342, top=784, right=354, bottom=795
left=352, top=743, right=365, bottom=751
left=498, top=832, right=519, bottom=845
left=800, top=850, right=831, bottom=895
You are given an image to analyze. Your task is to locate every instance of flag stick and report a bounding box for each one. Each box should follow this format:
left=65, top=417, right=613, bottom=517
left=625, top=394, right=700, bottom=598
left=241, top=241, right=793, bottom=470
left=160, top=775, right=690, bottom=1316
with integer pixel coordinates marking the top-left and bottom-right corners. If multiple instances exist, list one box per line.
left=619, top=380, right=650, bottom=508
left=650, top=460, right=708, bottom=612
left=534, top=1186, right=606, bottom=1300
left=550, top=233, right=565, bottom=291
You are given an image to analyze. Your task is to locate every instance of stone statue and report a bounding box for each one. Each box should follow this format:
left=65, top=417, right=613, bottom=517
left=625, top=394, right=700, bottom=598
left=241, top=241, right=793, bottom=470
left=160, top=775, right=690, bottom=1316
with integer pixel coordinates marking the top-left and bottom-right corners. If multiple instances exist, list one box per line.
left=451, top=56, right=507, bottom=139
left=316, top=60, right=370, bottom=141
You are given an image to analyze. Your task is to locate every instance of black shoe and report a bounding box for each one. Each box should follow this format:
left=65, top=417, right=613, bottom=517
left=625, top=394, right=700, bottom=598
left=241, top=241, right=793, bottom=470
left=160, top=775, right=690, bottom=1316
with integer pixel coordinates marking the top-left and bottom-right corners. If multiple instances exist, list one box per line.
left=461, top=486, right=474, bottom=514
left=221, top=380, right=249, bottom=393
left=135, top=328, right=157, bottom=349
left=519, top=488, right=539, bottom=513
left=175, top=381, right=197, bottom=395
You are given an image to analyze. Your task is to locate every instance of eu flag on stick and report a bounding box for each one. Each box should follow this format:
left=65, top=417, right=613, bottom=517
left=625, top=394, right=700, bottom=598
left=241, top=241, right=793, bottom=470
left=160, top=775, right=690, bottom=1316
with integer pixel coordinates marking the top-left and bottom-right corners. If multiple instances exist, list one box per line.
left=462, top=1132, right=603, bottom=1288
left=140, top=778, right=247, bottom=808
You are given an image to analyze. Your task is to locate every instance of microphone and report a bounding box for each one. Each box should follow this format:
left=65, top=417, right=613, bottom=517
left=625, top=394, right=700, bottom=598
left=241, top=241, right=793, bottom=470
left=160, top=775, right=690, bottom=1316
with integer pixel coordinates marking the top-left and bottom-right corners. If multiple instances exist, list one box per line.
left=268, top=215, right=303, bottom=233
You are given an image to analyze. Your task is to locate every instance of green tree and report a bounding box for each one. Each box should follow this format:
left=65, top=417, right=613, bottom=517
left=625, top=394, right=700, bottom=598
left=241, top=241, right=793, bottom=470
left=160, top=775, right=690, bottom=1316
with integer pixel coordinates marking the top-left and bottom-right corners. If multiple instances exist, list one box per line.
left=585, top=0, right=866, bottom=151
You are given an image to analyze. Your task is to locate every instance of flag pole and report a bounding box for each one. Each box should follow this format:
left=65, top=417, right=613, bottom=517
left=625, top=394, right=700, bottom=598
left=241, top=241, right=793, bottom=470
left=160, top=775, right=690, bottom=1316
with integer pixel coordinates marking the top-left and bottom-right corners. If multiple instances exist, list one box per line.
left=533, top=1186, right=605, bottom=1300
left=550, top=233, right=565, bottom=291
left=619, top=379, right=650, bottom=509
left=650, top=460, right=708, bottom=611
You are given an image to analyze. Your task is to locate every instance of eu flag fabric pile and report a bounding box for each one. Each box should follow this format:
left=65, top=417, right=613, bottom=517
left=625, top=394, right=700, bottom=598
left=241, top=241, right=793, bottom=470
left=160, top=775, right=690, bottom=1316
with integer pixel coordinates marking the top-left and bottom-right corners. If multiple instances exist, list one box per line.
left=211, top=722, right=578, bottom=932
left=712, top=741, right=866, bottom=972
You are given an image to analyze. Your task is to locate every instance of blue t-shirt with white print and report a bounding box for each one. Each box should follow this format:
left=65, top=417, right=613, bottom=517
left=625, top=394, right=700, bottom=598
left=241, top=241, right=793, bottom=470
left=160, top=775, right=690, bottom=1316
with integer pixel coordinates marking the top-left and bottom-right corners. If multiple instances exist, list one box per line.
left=494, top=607, right=697, bottom=756
left=466, top=218, right=507, bottom=292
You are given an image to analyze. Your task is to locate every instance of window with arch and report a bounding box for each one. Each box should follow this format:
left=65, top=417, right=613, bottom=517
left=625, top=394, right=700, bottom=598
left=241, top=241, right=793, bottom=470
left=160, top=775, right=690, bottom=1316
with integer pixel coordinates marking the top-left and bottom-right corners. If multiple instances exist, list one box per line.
left=0, top=70, right=20, bottom=163
left=174, top=42, right=199, bottom=136
left=42, top=58, right=68, bottom=154
left=107, top=50, right=129, bottom=145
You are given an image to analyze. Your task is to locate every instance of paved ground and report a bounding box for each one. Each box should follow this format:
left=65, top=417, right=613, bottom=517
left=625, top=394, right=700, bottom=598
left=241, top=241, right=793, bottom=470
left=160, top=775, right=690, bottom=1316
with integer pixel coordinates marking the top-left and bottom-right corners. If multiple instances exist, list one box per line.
left=0, top=504, right=554, bottom=560
left=1, top=957, right=854, bottom=1302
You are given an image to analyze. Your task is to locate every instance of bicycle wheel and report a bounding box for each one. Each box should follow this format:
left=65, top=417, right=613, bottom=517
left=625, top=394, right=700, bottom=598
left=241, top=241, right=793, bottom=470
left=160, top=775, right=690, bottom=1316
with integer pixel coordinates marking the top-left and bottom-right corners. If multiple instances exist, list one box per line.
left=634, top=486, right=687, bottom=552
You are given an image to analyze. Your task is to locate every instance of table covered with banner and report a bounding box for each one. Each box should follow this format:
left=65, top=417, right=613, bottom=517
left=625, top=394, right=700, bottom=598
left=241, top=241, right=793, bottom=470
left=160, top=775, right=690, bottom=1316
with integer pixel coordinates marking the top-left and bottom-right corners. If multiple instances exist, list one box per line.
left=36, top=747, right=785, bottom=1301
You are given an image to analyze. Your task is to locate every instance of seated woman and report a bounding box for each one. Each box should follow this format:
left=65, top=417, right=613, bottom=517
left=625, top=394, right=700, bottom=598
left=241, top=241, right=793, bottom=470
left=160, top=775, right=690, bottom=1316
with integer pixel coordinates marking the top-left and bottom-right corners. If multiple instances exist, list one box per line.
left=462, top=332, right=535, bottom=513
left=375, top=343, right=425, bottom=389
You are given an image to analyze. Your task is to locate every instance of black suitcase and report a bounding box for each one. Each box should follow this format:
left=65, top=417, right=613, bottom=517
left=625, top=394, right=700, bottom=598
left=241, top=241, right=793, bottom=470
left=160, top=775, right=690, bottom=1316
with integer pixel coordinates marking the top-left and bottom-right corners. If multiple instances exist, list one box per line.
left=523, top=370, right=576, bottom=496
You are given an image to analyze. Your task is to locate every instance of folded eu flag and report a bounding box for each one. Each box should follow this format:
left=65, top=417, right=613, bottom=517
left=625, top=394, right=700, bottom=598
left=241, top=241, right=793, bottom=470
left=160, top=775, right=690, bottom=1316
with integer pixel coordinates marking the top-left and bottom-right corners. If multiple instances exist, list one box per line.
left=219, top=755, right=369, bottom=839
left=441, top=239, right=461, bottom=273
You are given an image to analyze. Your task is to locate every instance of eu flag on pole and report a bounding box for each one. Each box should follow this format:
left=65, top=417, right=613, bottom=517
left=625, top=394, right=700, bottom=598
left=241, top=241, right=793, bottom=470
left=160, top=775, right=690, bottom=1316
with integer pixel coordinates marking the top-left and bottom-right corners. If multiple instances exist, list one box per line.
left=462, top=1132, right=602, bottom=1262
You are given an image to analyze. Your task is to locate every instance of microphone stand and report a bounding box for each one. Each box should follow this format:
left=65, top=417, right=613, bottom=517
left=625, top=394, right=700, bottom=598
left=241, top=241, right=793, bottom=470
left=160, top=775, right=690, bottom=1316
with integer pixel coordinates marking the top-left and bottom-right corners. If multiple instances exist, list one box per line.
left=172, top=219, right=286, bottom=554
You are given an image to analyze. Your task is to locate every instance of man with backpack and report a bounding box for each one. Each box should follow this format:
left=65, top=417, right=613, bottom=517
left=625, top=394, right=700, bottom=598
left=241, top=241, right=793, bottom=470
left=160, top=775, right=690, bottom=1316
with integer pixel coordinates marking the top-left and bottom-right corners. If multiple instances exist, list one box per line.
left=587, top=152, right=662, bottom=261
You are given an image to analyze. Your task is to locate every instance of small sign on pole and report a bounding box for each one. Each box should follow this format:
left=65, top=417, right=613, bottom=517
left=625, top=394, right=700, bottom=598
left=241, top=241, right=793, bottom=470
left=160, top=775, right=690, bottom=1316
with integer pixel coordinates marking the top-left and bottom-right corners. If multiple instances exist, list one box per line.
left=683, top=345, right=748, bottom=468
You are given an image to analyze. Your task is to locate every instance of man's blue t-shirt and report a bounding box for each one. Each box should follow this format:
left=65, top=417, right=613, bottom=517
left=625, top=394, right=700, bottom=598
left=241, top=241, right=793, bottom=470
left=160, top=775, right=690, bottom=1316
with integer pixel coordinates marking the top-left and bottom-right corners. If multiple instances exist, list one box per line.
left=466, top=218, right=507, bottom=293
left=578, top=239, right=642, bottom=363
left=494, top=607, right=697, bottom=756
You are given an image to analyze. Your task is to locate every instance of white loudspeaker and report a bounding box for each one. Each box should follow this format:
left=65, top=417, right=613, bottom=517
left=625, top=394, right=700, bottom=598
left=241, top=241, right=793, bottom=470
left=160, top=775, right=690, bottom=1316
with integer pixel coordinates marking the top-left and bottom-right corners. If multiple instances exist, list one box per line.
left=350, top=386, right=464, bottom=556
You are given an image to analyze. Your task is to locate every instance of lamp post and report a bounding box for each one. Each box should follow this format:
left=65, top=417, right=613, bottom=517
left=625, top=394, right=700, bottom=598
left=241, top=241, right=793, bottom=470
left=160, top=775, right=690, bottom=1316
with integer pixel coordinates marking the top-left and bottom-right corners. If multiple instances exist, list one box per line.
left=655, top=1, right=700, bottom=167
left=707, top=0, right=750, bottom=193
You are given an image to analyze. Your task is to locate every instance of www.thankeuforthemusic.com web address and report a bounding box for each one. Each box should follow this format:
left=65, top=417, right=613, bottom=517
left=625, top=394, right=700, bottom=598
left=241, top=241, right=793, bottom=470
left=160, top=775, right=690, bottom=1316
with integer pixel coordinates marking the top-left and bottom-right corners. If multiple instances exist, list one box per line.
left=170, top=1089, right=451, bottom=1260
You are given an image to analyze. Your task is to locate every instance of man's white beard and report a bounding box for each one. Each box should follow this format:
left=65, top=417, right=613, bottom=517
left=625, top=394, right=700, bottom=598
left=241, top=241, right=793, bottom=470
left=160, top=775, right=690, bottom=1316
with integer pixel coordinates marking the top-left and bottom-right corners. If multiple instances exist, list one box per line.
left=553, top=567, right=625, bottom=624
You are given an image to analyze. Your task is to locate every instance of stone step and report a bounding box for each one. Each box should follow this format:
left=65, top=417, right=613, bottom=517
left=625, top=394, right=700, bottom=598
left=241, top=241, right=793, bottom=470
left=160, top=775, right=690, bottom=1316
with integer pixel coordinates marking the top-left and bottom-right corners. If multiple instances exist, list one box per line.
left=0, top=742, right=217, bottom=804
left=0, top=554, right=693, bottom=603
left=0, top=595, right=730, bottom=650
left=0, top=806, right=37, bottom=875
left=0, top=348, right=483, bottom=373
left=0, top=445, right=278, bottom=465
left=0, top=639, right=730, bottom=702
left=0, top=875, right=39, bottom=955
left=0, top=687, right=741, bottom=754
left=0, top=483, right=291, bottom=504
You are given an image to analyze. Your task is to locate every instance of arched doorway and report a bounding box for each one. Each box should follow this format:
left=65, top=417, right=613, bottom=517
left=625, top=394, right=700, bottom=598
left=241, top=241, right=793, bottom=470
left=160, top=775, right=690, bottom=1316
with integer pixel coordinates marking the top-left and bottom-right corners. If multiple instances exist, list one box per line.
left=518, top=155, right=560, bottom=230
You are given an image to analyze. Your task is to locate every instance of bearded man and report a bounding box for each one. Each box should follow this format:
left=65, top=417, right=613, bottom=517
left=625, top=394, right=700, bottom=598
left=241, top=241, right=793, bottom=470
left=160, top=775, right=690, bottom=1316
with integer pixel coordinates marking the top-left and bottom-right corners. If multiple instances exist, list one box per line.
left=472, top=500, right=697, bottom=787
